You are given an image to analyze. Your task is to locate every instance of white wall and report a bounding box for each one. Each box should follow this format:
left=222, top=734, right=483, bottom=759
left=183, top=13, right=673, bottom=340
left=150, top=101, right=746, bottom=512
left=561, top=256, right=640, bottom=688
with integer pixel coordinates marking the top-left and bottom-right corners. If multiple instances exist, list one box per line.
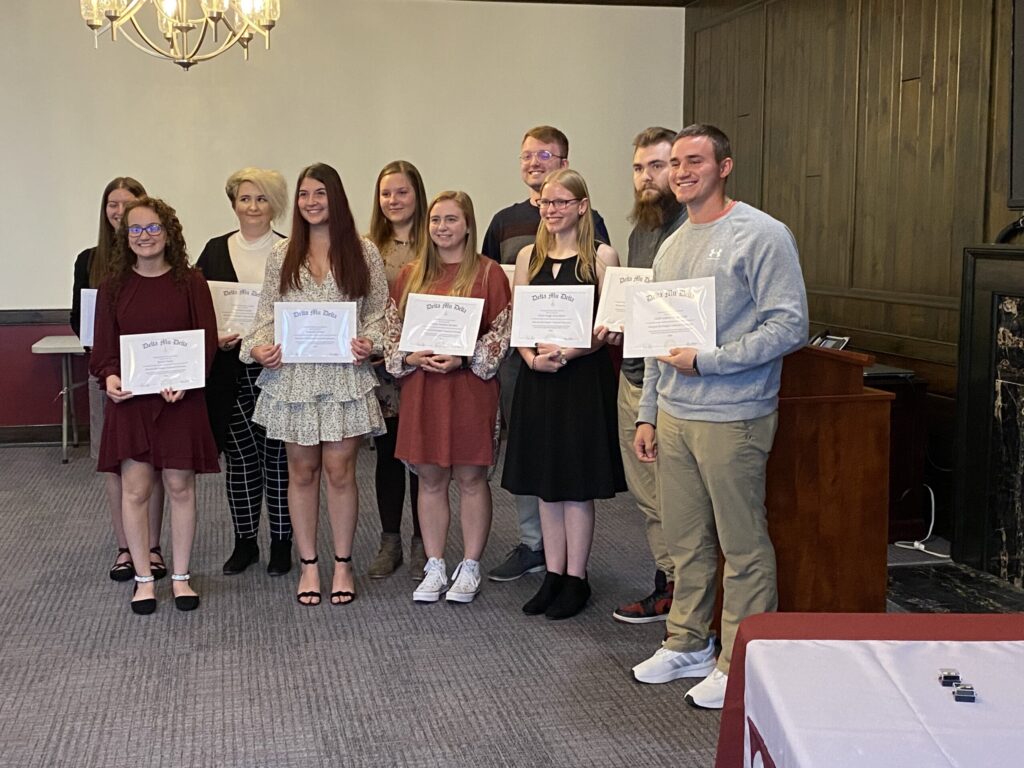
left=1, top=0, right=685, bottom=310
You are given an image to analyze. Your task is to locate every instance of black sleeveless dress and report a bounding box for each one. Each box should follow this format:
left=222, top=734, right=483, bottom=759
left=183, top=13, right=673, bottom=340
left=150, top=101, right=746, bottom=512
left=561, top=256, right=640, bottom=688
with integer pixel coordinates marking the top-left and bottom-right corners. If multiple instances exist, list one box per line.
left=501, top=252, right=626, bottom=502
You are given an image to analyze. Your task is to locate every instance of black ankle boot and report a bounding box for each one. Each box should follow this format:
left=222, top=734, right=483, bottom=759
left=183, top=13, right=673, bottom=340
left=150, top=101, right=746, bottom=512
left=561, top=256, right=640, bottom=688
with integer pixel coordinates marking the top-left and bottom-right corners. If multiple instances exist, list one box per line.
left=545, top=575, right=591, bottom=620
left=523, top=571, right=565, bottom=615
left=267, top=539, right=292, bottom=577
left=223, top=537, right=259, bottom=575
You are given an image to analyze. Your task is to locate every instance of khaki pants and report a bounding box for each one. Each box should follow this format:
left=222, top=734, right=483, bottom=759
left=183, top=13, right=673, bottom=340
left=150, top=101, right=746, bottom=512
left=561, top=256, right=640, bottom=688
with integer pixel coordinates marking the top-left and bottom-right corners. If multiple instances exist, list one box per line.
left=656, top=409, right=778, bottom=674
left=616, top=373, right=671, bottom=575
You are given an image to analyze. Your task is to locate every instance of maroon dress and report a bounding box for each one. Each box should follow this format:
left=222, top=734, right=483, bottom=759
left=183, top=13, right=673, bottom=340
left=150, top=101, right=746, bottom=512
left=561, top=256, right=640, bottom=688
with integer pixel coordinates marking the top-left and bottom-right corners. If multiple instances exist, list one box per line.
left=90, top=270, right=220, bottom=474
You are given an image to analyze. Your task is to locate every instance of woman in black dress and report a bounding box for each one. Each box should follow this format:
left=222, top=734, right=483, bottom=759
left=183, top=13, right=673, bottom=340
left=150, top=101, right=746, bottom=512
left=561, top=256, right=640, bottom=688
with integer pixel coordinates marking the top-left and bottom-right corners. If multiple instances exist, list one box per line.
left=502, top=169, right=625, bottom=619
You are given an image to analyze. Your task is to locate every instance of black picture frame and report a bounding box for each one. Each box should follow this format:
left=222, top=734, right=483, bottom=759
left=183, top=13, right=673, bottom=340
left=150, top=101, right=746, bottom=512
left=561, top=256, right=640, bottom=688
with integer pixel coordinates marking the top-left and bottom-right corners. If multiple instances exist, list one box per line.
left=1012, top=0, right=1024, bottom=208
left=954, top=246, right=1024, bottom=569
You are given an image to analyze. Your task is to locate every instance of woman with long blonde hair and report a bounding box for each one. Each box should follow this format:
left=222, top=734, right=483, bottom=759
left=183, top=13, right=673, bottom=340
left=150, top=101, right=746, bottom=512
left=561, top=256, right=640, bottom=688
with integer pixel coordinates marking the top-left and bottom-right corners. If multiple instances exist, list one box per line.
left=501, top=169, right=626, bottom=619
left=385, top=191, right=511, bottom=604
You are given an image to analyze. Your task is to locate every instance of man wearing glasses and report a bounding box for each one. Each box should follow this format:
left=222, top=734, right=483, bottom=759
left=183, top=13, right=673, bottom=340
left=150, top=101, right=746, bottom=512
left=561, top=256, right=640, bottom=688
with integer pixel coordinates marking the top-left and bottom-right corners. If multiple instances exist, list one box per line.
left=482, top=125, right=610, bottom=582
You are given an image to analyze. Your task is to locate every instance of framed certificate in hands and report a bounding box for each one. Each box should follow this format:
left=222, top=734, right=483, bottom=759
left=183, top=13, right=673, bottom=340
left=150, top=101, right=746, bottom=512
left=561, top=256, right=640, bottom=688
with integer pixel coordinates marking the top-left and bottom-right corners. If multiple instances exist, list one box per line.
left=207, top=281, right=261, bottom=336
left=398, top=294, right=485, bottom=357
left=593, top=266, right=653, bottom=332
left=274, top=301, right=357, bottom=363
left=623, top=277, right=717, bottom=358
left=120, top=329, right=206, bottom=396
left=510, top=285, right=594, bottom=349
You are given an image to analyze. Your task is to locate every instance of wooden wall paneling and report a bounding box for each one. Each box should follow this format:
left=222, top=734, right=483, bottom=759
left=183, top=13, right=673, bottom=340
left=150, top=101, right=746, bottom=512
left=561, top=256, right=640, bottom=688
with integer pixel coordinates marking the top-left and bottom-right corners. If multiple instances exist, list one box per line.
left=987, top=0, right=1015, bottom=238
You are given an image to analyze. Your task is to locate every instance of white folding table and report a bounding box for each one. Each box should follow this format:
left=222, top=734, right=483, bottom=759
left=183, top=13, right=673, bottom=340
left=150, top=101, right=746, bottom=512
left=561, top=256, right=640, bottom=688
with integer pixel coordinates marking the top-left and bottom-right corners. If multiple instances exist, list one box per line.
left=30, top=335, right=86, bottom=463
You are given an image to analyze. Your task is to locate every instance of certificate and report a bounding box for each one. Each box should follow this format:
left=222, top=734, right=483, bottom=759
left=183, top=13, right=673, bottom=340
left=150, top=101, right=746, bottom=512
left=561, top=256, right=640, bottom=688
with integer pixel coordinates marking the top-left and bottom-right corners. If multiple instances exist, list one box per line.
left=274, top=302, right=357, bottom=363
left=623, top=277, right=717, bottom=358
left=79, top=288, right=97, bottom=346
left=593, top=266, right=653, bottom=332
left=501, top=264, right=516, bottom=292
left=208, top=281, right=261, bottom=336
left=398, top=294, right=484, bottom=357
left=510, top=285, right=594, bottom=349
left=120, top=329, right=206, bottom=396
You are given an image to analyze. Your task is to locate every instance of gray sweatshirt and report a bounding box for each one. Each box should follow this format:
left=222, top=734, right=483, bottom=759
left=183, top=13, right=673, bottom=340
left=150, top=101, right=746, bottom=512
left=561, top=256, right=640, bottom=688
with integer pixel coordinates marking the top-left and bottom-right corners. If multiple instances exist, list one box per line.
left=638, top=202, right=808, bottom=424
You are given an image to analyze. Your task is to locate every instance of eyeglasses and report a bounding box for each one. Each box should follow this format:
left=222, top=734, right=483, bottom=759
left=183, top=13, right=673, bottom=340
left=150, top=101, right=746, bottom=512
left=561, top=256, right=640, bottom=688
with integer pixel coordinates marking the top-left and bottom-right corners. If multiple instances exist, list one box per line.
left=127, top=223, right=163, bottom=237
left=537, top=198, right=580, bottom=211
left=519, top=150, right=565, bottom=163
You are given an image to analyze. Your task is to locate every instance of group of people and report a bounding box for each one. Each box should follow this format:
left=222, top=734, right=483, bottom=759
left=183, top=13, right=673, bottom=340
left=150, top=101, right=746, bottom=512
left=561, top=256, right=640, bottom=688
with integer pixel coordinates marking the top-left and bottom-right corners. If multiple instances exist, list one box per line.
left=72, top=122, right=808, bottom=710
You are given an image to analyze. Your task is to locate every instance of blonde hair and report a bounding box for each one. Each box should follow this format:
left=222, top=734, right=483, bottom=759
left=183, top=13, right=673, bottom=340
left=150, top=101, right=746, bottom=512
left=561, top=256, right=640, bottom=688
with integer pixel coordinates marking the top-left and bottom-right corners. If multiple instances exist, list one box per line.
left=225, top=167, right=289, bottom=222
left=399, top=191, right=482, bottom=315
left=530, top=169, right=597, bottom=284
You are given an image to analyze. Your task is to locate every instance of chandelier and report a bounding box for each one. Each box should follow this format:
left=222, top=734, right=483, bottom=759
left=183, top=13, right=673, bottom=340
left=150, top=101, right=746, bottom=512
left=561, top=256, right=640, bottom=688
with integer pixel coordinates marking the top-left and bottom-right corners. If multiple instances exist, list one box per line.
left=79, top=1, right=281, bottom=70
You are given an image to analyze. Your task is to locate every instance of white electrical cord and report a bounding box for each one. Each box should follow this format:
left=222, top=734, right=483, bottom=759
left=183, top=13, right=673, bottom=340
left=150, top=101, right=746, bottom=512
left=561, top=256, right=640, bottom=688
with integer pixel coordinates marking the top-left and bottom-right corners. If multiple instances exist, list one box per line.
left=893, top=484, right=951, bottom=558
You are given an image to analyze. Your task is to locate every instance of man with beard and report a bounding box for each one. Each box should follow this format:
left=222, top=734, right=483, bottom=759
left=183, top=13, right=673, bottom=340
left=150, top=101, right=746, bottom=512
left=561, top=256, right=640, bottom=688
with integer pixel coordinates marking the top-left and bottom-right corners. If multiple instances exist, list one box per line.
left=482, top=125, right=611, bottom=583
left=611, top=127, right=688, bottom=625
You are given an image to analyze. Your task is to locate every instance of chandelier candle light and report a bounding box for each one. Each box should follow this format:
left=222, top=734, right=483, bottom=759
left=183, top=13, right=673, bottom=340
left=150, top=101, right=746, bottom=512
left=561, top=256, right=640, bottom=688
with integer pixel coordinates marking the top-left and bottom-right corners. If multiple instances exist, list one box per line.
left=79, top=0, right=281, bottom=70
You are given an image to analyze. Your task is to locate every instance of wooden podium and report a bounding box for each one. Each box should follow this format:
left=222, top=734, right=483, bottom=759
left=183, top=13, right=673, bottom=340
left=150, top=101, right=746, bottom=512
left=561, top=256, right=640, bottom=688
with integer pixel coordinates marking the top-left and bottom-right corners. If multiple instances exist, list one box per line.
left=767, top=345, right=893, bottom=612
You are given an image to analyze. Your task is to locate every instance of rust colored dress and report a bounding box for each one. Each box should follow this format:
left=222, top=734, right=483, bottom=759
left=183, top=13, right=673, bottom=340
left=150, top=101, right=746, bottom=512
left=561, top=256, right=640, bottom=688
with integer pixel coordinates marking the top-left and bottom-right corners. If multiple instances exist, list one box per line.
left=385, top=258, right=512, bottom=467
left=90, top=269, right=220, bottom=474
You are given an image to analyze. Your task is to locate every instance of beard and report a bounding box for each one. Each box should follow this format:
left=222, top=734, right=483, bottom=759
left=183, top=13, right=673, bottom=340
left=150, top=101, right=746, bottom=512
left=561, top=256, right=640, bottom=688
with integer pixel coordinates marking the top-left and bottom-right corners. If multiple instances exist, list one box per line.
left=629, top=186, right=684, bottom=230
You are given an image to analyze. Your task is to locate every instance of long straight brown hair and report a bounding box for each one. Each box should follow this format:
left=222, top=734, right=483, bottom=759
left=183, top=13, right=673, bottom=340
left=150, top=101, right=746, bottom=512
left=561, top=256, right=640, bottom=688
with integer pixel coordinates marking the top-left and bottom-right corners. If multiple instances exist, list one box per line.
left=91, top=176, right=146, bottom=288
left=280, top=163, right=368, bottom=298
left=368, top=160, right=428, bottom=251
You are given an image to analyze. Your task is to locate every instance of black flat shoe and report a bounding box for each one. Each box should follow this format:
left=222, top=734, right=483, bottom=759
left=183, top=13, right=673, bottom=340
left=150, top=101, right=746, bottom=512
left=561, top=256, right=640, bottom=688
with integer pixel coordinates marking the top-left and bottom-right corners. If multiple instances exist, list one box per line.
left=171, top=573, right=200, bottom=611
left=523, top=571, right=565, bottom=615
left=267, top=539, right=292, bottom=577
left=109, top=547, right=135, bottom=582
left=223, top=538, right=259, bottom=575
left=149, top=546, right=168, bottom=580
left=131, top=575, right=157, bottom=616
left=546, top=575, right=591, bottom=620
left=331, top=555, right=357, bottom=606
left=296, top=556, right=321, bottom=606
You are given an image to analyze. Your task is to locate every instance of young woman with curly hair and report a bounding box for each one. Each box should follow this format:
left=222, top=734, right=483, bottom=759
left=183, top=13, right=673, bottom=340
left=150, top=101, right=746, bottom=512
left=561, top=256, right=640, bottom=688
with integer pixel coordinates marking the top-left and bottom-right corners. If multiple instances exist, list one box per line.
left=90, top=196, right=219, bottom=615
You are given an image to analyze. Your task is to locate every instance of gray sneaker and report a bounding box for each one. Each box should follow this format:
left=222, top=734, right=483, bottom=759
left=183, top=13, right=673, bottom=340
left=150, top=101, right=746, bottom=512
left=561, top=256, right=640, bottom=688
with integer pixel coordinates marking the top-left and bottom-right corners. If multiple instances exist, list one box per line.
left=488, top=544, right=545, bottom=582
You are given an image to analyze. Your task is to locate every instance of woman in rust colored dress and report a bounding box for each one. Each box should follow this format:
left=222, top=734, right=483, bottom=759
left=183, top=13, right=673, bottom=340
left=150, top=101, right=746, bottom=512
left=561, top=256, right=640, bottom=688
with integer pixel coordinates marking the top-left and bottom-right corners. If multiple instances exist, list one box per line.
left=385, top=191, right=512, bottom=605
left=91, top=197, right=219, bottom=615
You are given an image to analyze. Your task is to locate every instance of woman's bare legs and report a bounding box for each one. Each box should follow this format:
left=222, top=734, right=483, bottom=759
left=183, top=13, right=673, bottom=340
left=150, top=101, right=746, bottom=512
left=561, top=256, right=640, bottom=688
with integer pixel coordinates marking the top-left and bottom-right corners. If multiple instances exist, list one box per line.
left=453, top=465, right=491, bottom=561
left=416, top=464, right=452, bottom=560
left=162, top=468, right=197, bottom=599
left=287, top=442, right=323, bottom=604
left=323, top=438, right=362, bottom=603
left=120, top=459, right=156, bottom=603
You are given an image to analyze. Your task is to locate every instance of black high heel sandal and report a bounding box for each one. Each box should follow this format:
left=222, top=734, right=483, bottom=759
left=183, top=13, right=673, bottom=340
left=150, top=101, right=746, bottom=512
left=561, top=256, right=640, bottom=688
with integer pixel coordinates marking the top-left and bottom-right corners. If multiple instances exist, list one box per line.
left=171, top=573, right=200, bottom=612
left=109, top=547, right=135, bottom=582
left=149, top=546, right=168, bottom=580
left=296, top=556, right=321, bottom=606
left=331, top=555, right=357, bottom=606
left=131, top=574, right=156, bottom=615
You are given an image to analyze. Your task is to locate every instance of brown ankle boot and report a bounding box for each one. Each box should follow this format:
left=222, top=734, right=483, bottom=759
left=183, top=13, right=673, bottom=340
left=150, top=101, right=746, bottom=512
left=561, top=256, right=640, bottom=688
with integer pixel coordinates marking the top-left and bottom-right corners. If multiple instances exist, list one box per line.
left=368, top=533, right=403, bottom=579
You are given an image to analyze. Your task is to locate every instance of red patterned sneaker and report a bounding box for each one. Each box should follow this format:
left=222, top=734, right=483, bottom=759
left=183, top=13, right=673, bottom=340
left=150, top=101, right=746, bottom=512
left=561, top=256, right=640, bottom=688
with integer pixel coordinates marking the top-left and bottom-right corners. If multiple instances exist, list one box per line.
left=613, top=571, right=673, bottom=624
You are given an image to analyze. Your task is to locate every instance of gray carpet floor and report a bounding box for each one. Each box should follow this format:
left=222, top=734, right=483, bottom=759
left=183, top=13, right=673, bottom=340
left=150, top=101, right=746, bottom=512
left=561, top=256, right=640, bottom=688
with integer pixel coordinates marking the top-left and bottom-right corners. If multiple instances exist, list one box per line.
left=0, top=444, right=721, bottom=768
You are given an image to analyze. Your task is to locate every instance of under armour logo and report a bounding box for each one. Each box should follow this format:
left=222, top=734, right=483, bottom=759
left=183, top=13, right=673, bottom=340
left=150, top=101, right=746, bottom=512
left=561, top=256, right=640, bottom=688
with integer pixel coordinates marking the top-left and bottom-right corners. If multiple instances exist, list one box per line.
left=707, top=248, right=723, bottom=261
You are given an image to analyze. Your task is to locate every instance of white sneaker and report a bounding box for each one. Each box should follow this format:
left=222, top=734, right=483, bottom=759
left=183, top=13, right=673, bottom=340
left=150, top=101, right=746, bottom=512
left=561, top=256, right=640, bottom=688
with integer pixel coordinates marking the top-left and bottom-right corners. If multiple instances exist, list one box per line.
left=413, top=557, right=447, bottom=603
left=631, top=637, right=717, bottom=684
left=684, top=668, right=728, bottom=709
left=446, top=559, right=481, bottom=603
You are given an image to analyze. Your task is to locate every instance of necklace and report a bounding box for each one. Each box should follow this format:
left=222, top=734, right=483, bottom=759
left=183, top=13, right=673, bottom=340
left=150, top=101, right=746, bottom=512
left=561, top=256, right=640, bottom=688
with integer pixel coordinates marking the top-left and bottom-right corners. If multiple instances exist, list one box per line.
left=393, top=238, right=412, bottom=247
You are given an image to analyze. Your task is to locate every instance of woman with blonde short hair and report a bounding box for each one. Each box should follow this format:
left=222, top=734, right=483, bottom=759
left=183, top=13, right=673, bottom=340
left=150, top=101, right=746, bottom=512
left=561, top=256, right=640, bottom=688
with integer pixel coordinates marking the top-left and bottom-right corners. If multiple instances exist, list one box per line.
left=197, top=167, right=293, bottom=578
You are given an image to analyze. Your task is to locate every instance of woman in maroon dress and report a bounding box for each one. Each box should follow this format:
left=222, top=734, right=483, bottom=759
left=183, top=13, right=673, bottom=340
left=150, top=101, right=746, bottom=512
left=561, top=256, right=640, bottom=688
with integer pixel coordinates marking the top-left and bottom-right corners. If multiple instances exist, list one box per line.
left=90, top=197, right=219, bottom=615
left=385, top=191, right=512, bottom=605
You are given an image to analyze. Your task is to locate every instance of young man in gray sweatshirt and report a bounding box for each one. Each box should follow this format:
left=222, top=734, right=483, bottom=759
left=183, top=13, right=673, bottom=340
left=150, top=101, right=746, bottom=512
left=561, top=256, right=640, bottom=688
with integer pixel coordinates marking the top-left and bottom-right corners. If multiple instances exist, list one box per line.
left=628, top=124, right=808, bottom=709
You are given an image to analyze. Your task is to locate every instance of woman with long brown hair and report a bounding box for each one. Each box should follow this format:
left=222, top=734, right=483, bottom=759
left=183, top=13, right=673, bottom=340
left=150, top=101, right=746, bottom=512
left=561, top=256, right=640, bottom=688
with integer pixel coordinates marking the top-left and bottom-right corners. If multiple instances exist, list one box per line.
left=365, top=160, right=428, bottom=579
left=241, top=163, right=388, bottom=607
left=71, top=178, right=168, bottom=584
left=90, top=196, right=219, bottom=614
left=385, top=191, right=511, bottom=604
left=502, top=169, right=626, bottom=620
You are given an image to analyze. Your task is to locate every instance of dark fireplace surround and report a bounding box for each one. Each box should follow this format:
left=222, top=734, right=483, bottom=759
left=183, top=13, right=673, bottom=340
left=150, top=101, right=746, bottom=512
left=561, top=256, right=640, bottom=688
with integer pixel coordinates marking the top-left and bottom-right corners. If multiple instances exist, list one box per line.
left=956, top=246, right=1024, bottom=587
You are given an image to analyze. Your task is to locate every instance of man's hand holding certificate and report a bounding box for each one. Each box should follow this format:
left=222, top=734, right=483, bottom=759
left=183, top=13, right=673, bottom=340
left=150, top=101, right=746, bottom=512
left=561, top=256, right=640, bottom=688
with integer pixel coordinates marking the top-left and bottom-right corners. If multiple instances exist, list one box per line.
left=399, top=294, right=484, bottom=357
left=120, top=329, right=206, bottom=396
left=593, top=266, right=653, bottom=332
left=208, top=281, right=261, bottom=336
left=274, top=302, right=357, bottom=363
left=623, top=277, right=717, bottom=359
left=510, top=285, right=594, bottom=349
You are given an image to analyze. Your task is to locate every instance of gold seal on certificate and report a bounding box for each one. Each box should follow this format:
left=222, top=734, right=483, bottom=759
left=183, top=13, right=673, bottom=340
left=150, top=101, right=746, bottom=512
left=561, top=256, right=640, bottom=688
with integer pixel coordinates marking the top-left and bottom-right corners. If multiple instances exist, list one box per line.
left=510, top=285, right=594, bottom=349
left=593, top=266, right=653, bottom=332
left=208, top=281, right=261, bottom=336
left=623, top=277, right=717, bottom=358
left=79, top=288, right=98, bottom=346
left=274, top=301, right=357, bottom=363
left=398, top=294, right=485, bottom=357
left=120, top=329, right=206, bottom=396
